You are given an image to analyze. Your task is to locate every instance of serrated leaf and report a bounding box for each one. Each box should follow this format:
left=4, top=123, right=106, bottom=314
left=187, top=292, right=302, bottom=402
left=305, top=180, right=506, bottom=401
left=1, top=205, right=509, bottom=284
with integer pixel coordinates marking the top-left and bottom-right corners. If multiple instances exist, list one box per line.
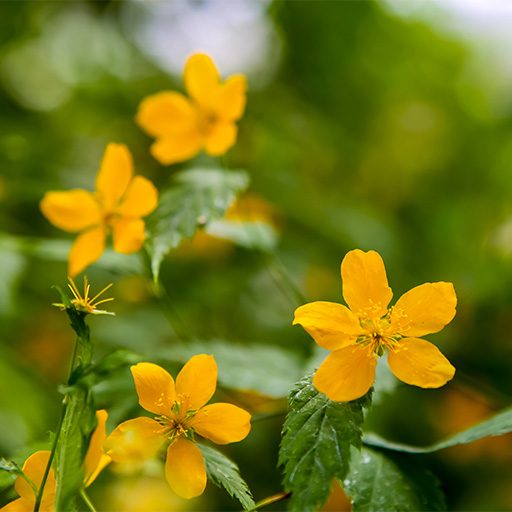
left=364, top=404, right=512, bottom=454
left=199, top=444, right=255, bottom=511
left=145, top=168, right=250, bottom=279
left=279, top=375, right=371, bottom=512
left=162, top=339, right=304, bottom=398
left=205, top=219, right=279, bottom=251
left=343, top=447, right=446, bottom=512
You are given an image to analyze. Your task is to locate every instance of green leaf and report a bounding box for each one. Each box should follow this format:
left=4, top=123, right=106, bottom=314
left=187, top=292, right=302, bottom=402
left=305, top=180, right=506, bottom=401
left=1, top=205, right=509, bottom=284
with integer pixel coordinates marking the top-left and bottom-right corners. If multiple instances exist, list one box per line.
left=162, top=339, right=304, bottom=398
left=0, top=458, right=22, bottom=474
left=205, top=219, right=279, bottom=251
left=145, top=168, right=250, bottom=279
left=279, top=375, right=371, bottom=512
left=199, top=444, right=255, bottom=511
left=343, top=447, right=446, bottom=512
left=364, top=404, right=512, bottom=454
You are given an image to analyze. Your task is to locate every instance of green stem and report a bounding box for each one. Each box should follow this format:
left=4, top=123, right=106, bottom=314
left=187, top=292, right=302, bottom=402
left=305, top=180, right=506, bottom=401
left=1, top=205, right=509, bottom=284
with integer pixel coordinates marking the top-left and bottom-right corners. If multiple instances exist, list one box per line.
left=33, top=404, right=67, bottom=512
left=249, top=491, right=292, bottom=511
left=80, top=489, right=98, bottom=512
left=54, top=308, right=96, bottom=511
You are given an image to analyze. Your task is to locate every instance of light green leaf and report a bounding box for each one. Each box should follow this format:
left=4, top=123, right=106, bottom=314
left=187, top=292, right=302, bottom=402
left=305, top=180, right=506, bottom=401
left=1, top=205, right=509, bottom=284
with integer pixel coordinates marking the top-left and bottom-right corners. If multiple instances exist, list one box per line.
left=279, top=375, right=371, bottom=512
left=0, top=458, right=21, bottom=474
left=199, top=444, right=255, bottom=511
left=343, top=447, right=446, bottom=512
left=205, top=219, right=279, bottom=251
left=145, top=168, right=250, bottom=279
left=364, top=404, right=512, bottom=454
left=162, top=339, right=304, bottom=398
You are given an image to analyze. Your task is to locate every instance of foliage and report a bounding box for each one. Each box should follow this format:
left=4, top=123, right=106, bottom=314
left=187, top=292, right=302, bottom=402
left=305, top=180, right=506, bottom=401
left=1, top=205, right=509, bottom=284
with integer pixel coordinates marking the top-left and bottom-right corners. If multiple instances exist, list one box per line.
left=343, top=447, right=446, bottom=512
left=146, top=168, right=250, bottom=280
left=279, top=375, right=371, bottom=511
left=364, top=405, right=512, bottom=453
left=200, top=444, right=255, bottom=511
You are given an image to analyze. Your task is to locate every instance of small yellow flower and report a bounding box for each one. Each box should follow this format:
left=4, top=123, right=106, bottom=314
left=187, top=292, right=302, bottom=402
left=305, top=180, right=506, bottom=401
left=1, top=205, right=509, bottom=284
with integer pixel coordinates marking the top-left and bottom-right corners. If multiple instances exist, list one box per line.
left=105, top=355, right=251, bottom=499
left=1, top=411, right=111, bottom=512
left=53, top=277, right=114, bottom=316
left=136, top=53, right=247, bottom=165
left=294, top=249, right=457, bottom=402
left=0, top=451, right=55, bottom=512
left=40, top=143, right=158, bottom=277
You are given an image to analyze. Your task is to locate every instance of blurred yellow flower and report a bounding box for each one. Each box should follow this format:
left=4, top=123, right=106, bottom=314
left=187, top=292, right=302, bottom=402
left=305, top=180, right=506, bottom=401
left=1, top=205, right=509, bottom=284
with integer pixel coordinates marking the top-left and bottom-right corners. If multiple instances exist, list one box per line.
left=0, top=451, right=55, bottom=512
left=1, top=411, right=111, bottom=511
left=105, top=355, right=251, bottom=499
left=40, top=143, right=158, bottom=276
left=294, top=249, right=457, bottom=402
left=136, top=53, right=247, bottom=165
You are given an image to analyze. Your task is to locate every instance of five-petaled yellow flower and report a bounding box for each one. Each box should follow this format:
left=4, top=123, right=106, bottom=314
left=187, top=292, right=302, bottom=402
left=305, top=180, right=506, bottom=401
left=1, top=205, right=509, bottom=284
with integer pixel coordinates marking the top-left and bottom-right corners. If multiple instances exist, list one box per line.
left=40, top=143, right=158, bottom=277
left=294, top=249, right=457, bottom=402
left=136, top=53, right=247, bottom=165
left=1, top=411, right=111, bottom=512
left=105, top=355, right=251, bottom=499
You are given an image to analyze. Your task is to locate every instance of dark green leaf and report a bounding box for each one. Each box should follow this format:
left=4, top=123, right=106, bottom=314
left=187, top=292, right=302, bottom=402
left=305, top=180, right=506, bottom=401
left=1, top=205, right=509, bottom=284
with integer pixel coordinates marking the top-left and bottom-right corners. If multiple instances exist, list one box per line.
left=145, top=168, right=250, bottom=279
left=279, top=374, right=371, bottom=512
left=343, top=447, right=446, bottom=512
left=200, top=444, right=255, bottom=511
left=364, top=404, right=512, bottom=454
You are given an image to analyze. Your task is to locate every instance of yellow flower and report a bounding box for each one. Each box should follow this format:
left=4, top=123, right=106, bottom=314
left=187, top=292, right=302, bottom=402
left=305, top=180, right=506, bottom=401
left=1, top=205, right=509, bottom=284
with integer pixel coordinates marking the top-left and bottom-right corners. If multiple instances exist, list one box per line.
left=1, top=411, right=111, bottom=511
left=105, top=355, right=251, bottom=499
left=40, top=143, right=158, bottom=277
left=136, top=53, right=247, bottom=165
left=0, top=451, right=55, bottom=512
left=294, top=249, right=457, bottom=402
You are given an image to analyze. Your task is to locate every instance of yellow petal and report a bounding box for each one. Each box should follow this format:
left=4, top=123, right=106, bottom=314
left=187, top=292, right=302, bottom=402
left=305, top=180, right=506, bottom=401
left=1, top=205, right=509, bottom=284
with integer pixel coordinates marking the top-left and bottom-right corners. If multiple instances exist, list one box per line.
left=313, top=344, right=376, bottom=402
left=214, top=74, right=247, bottom=121
left=293, top=301, right=362, bottom=351
left=0, top=498, right=29, bottom=512
left=68, top=226, right=106, bottom=277
left=105, top=417, right=166, bottom=464
left=165, top=439, right=206, bottom=499
left=131, top=363, right=176, bottom=416
left=111, top=218, right=145, bottom=254
left=117, top=176, right=158, bottom=218
left=136, top=91, right=197, bottom=138
left=391, top=282, right=457, bottom=337
left=175, top=354, right=217, bottom=411
left=96, top=143, right=133, bottom=209
left=388, top=337, right=455, bottom=388
left=190, top=403, right=251, bottom=444
left=204, top=121, right=237, bottom=156
left=15, top=451, right=55, bottom=509
left=151, top=132, right=203, bottom=165
left=84, top=410, right=111, bottom=487
left=184, top=53, right=220, bottom=109
left=40, top=190, right=101, bottom=233
left=341, top=249, right=393, bottom=318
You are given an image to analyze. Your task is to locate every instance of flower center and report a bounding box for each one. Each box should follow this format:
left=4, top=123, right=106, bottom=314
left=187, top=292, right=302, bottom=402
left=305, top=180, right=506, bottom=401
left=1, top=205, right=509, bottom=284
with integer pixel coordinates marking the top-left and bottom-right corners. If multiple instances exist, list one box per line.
left=156, top=394, right=196, bottom=442
left=197, top=109, right=218, bottom=135
left=356, top=309, right=401, bottom=356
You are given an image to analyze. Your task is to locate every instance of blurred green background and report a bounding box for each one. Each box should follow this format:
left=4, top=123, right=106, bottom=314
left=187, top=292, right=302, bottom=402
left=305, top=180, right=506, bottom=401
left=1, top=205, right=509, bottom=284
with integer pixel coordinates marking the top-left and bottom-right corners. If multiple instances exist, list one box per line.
left=1, top=0, right=512, bottom=510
